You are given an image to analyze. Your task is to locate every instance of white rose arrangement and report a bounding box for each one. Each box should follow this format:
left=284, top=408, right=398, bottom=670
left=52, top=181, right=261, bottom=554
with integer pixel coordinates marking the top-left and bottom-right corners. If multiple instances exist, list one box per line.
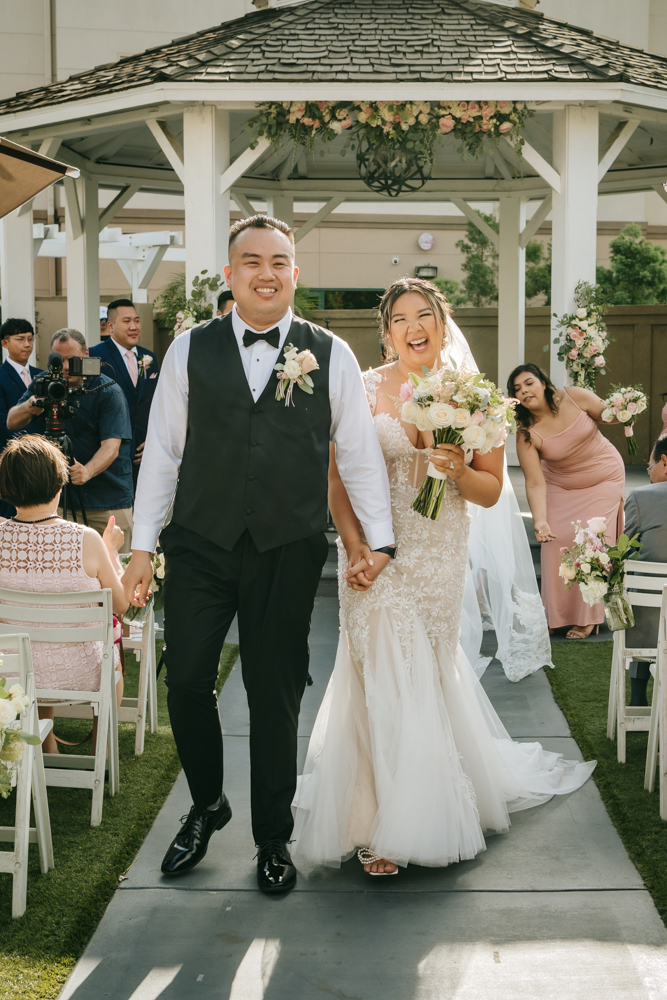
left=600, top=384, right=648, bottom=456
left=398, top=364, right=516, bottom=521
left=559, top=519, right=642, bottom=631
left=553, top=281, right=609, bottom=390
left=0, top=675, right=39, bottom=799
left=274, top=344, right=319, bottom=407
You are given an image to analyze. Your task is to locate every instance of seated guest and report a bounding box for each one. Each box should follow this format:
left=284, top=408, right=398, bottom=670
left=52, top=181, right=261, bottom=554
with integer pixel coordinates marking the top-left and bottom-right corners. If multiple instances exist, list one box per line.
left=623, top=435, right=667, bottom=706
left=8, top=328, right=135, bottom=551
left=89, top=299, right=159, bottom=484
left=217, top=289, right=235, bottom=316
left=0, top=318, right=43, bottom=517
left=0, top=435, right=128, bottom=754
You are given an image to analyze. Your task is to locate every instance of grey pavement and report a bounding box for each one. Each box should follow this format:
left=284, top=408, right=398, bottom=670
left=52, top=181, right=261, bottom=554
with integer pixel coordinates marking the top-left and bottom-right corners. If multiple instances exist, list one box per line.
left=59, top=591, right=667, bottom=1000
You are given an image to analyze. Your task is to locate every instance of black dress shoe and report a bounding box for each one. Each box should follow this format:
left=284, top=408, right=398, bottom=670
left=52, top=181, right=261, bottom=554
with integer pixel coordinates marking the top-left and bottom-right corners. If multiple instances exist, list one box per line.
left=161, top=795, right=232, bottom=876
left=256, top=840, right=297, bottom=894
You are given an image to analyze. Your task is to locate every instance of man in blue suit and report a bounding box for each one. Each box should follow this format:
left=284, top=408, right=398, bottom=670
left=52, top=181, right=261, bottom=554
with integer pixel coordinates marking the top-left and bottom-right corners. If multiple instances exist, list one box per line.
left=89, top=299, right=159, bottom=489
left=0, top=318, right=43, bottom=516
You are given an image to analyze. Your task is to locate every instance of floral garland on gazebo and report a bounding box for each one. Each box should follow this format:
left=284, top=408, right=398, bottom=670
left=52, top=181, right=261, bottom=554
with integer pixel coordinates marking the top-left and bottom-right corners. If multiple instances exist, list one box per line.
left=247, top=99, right=533, bottom=162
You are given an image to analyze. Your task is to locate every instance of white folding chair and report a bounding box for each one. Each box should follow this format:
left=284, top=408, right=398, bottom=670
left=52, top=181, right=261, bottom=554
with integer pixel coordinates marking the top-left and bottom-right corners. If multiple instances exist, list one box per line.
left=644, top=585, right=667, bottom=818
left=607, top=561, right=667, bottom=763
left=0, top=634, right=54, bottom=918
left=0, top=587, right=118, bottom=827
left=118, top=599, right=157, bottom=754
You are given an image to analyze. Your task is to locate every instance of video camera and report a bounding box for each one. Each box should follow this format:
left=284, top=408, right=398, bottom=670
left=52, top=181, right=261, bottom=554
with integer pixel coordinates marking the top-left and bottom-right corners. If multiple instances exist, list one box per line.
left=32, top=352, right=104, bottom=443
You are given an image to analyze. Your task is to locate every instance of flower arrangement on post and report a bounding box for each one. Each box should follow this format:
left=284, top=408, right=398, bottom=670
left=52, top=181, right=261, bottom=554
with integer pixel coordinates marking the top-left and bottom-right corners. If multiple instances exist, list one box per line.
left=0, top=676, right=40, bottom=799
left=399, top=365, right=516, bottom=521
left=601, top=385, right=648, bottom=456
left=553, top=281, right=609, bottom=390
left=559, top=518, right=641, bottom=631
left=153, top=270, right=224, bottom=337
left=247, top=100, right=533, bottom=165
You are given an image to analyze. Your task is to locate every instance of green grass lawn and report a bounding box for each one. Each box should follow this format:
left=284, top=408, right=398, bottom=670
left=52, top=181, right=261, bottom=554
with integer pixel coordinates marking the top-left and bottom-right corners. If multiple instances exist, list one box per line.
left=548, top=640, right=667, bottom=925
left=0, top=641, right=239, bottom=1000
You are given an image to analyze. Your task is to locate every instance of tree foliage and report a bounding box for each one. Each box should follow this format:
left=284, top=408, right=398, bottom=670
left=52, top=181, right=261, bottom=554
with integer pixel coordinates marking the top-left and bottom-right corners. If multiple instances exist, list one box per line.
left=596, top=223, right=667, bottom=305
left=453, top=213, right=499, bottom=306
left=525, top=239, right=552, bottom=305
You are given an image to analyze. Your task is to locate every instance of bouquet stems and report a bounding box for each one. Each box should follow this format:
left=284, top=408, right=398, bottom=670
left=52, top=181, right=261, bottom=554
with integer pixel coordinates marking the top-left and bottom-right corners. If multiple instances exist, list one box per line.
left=412, top=427, right=462, bottom=521
left=603, top=584, right=635, bottom=631
left=625, top=424, right=638, bottom=456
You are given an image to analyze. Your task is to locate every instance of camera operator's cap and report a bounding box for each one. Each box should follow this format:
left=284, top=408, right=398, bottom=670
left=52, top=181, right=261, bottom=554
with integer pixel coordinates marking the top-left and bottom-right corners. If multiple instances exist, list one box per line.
left=99, top=306, right=108, bottom=319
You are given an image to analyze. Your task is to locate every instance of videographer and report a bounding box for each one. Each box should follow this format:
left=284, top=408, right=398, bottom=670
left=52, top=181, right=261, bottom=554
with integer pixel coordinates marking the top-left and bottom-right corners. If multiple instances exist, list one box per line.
left=7, top=328, right=134, bottom=551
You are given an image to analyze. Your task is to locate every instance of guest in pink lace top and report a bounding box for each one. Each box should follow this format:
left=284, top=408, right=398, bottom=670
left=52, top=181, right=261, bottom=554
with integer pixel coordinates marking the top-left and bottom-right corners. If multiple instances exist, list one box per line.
left=0, top=435, right=129, bottom=753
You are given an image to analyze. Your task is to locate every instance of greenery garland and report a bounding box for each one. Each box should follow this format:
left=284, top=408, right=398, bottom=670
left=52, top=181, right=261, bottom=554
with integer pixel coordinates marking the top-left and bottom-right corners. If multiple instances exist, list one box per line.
left=247, top=100, right=533, bottom=162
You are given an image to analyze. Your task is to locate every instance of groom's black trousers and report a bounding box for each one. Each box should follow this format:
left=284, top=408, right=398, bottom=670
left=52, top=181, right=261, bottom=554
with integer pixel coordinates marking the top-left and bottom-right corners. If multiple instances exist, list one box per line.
left=160, top=522, right=328, bottom=845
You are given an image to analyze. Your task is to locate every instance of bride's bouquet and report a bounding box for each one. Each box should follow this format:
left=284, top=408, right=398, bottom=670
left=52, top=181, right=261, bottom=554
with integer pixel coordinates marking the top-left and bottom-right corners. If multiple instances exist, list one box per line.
left=399, top=365, right=516, bottom=521
left=559, top=518, right=641, bottom=630
left=600, top=384, right=648, bottom=456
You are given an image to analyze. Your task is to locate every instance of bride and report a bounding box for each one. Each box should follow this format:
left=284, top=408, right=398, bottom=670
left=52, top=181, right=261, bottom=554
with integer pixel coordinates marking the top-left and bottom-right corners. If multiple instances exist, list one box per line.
left=292, top=277, right=595, bottom=876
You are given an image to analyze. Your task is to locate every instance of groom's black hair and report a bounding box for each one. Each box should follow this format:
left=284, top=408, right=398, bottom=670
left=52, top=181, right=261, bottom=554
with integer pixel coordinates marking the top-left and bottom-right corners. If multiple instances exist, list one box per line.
left=228, top=214, right=294, bottom=251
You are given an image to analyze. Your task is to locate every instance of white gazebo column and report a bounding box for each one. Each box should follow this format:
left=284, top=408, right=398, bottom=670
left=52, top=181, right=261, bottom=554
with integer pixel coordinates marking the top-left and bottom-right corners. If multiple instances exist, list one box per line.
left=184, top=106, right=230, bottom=287
left=497, top=195, right=526, bottom=392
left=550, top=105, right=599, bottom=386
left=64, top=176, right=101, bottom=345
left=268, top=195, right=294, bottom=229
left=0, top=207, right=35, bottom=328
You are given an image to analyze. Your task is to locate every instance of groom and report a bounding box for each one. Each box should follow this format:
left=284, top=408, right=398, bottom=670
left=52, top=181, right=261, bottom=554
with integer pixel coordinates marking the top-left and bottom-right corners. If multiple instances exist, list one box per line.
left=122, top=216, right=394, bottom=893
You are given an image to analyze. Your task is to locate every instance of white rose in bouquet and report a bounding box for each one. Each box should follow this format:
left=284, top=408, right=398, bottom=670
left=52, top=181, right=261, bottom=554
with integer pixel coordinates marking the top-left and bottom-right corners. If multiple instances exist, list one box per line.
left=461, top=425, right=487, bottom=450
left=576, top=308, right=587, bottom=320
left=401, top=401, right=424, bottom=426
left=587, top=517, right=607, bottom=533
left=428, top=402, right=456, bottom=428
left=559, top=563, right=577, bottom=581
left=452, top=408, right=472, bottom=429
left=0, top=697, right=17, bottom=725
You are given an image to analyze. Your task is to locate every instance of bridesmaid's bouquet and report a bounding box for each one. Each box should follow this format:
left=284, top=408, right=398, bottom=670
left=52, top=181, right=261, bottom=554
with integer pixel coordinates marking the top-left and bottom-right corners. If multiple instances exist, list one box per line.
left=559, top=518, right=641, bottom=630
left=601, top=385, right=648, bottom=456
left=399, top=365, right=515, bottom=521
left=0, top=676, right=39, bottom=799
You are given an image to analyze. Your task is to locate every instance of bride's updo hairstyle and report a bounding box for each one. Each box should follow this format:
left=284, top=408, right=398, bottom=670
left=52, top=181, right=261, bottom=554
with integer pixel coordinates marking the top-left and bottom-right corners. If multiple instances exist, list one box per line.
left=379, top=277, right=451, bottom=362
left=507, top=363, right=559, bottom=445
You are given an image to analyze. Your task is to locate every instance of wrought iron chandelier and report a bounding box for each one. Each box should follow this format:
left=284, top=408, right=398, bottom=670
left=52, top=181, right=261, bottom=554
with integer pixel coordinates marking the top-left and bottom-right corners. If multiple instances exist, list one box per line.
left=356, top=136, right=432, bottom=198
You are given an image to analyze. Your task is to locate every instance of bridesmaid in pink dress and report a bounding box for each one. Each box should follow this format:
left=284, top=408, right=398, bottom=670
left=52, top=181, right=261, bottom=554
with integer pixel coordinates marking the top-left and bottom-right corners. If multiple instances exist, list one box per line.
left=509, top=364, right=624, bottom=638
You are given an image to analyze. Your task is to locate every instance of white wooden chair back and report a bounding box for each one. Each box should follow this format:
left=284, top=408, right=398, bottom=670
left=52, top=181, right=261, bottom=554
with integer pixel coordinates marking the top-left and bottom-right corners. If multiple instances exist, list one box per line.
left=644, top=585, right=667, bottom=818
left=0, top=588, right=117, bottom=827
left=118, top=600, right=157, bottom=754
left=607, top=561, right=667, bottom=764
left=0, top=633, right=54, bottom=918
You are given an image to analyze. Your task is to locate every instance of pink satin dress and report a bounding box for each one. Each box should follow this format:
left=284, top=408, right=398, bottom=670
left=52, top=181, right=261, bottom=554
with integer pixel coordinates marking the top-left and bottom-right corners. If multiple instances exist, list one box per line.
left=533, top=389, right=625, bottom=629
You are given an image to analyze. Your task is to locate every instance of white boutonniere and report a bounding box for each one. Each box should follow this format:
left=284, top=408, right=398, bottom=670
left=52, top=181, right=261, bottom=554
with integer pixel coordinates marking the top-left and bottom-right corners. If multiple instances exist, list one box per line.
left=137, top=355, right=152, bottom=379
left=274, top=343, right=319, bottom=406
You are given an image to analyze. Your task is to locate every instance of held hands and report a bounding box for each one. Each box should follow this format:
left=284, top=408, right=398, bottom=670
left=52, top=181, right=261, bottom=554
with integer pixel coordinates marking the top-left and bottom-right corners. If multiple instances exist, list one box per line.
left=69, top=459, right=91, bottom=485
left=122, top=550, right=154, bottom=607
left=343, top=542, right=391, bottom=591
left=430, top=442, right=466, bottom=480
left=534, top=520, right=556, bottom=543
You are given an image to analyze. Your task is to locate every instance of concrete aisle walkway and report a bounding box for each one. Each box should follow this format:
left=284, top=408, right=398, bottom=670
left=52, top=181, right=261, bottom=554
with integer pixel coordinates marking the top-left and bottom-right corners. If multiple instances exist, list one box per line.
left=60, top=591, right=667, bottom=1000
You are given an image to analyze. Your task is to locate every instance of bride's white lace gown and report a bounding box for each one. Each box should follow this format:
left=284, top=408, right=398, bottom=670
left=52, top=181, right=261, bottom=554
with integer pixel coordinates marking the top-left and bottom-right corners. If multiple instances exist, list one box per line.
left=292, top=371, right=595, bottom=869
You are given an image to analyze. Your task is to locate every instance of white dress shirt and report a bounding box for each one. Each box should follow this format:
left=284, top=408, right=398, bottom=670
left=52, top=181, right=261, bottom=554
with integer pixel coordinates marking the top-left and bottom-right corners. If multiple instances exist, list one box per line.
left=7, top=357, right=31, bottom=386
left=132, top=306, right=394, bottom=553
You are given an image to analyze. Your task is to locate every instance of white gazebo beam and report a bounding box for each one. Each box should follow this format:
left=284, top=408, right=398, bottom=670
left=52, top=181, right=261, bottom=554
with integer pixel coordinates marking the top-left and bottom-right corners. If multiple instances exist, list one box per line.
left=184, top=105, right=230, bottom=286
left=450, top=199, right=499, bottom=248
left=652, top=182, right=667, bottom=205
left=519, top=193, right=552, bottom=249
left=268, top=194, right=294, bottom=229
left=0, top=210, right=36, bottom=328
left=219, top=137, right=272, bottom=195
left=550, top=105, right=599, bottom=385
left=98, top=183, right=141, bottom=231
left=65, top=176, right=101, bottom=344
left=497, top=195, right=527, bottom=398
left=597, top=119, right=641, bottom=181
left=231, top=190, right=257, bottom=218
left=294, top=196, right=344, bottom=243
left=503, top=137, right=561, bottom=193
left=146, top=119, right=185, bottom=184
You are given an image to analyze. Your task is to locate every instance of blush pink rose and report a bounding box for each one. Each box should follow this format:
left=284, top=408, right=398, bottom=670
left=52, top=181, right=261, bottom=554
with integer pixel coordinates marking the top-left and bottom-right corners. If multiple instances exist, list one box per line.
left=589, top=345, right=599, bottom=354
left=318, top=101, right=329, bottom=110
left=439, top=116, right=455, bottom=132
left=499, top=121, right=514, bottom=133
left=296, top=349, right=319, bottom=374
left=470, top=410, right=484, bottom=424
left=569, top=349, right=579, bottom=359
left=497, top=101, right=510, bottom=112
left=594, top=356, right=606, bottom=367
left=480, top=121, right=490, bottom=131
left=399, top=381, right=413, bottom=402
left=340, top=117, right=353, bottom=129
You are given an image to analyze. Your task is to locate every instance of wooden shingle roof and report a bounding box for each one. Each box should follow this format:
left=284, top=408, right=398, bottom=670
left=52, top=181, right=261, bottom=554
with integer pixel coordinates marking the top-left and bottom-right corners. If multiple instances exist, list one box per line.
left=2, top=0, right=667, bottom=116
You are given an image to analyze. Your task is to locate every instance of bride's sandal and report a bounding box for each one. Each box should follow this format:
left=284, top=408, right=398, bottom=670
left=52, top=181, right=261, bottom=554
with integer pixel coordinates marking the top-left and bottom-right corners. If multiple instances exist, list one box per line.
left=357, top=848, right=398, bottom=876
left=566, top=624, right=600, bottom=639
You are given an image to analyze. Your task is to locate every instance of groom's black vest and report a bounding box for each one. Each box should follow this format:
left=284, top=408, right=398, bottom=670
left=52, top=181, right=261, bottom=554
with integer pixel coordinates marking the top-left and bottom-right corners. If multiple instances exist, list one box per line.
left=171, top=313, right=333, bottom=552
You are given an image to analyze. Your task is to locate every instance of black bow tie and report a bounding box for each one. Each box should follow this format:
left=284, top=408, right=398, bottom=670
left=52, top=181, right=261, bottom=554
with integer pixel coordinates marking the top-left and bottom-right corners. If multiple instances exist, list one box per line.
left=243, top=327, right=280, bottom=349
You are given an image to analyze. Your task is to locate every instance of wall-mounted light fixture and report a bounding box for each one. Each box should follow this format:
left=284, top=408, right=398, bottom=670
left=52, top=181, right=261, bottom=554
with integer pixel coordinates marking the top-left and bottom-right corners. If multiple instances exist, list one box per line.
left=415, top=264, right=438, bottom=279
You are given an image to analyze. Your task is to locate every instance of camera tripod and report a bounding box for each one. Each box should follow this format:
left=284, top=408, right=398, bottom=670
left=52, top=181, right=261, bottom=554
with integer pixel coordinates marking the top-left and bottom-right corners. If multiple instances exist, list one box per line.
left=45, top=424, right=88, bottom=527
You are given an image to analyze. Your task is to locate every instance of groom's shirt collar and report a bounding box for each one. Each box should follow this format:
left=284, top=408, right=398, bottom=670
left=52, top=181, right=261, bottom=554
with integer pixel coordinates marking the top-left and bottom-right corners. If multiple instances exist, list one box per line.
left=230, top=304, right=292, bottom=351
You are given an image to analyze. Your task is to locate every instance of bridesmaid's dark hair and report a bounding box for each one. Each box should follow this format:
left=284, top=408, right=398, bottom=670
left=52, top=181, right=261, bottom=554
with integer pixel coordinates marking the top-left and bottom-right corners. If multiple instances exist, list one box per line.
left=507, top=363, right=559, bottom=445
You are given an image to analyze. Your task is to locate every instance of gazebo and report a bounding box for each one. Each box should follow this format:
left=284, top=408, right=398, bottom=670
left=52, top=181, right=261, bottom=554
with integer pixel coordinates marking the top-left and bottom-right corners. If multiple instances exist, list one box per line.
left=1, top=0, right=667, bottom=387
